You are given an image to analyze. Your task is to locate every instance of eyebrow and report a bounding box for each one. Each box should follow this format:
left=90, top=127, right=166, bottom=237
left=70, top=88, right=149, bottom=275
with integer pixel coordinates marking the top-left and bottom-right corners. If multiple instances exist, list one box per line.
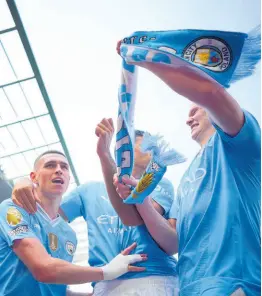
left=44, top=160, right=69, bottom=167
left=189, top=106, right=199, bottom=117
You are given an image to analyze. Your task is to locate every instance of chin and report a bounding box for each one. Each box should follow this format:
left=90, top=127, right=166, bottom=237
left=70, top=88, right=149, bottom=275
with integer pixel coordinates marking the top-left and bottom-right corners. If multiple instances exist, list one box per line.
left=191, top=131, right=198, bottom=141
left=49, top=188, right=65, bottom=197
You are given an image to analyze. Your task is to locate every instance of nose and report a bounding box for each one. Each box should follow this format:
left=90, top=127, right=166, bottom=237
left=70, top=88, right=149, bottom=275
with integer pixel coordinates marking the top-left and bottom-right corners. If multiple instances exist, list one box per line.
left=55, top=165, right=63, bottom=175
left=186, top=117, right=194, bottom=126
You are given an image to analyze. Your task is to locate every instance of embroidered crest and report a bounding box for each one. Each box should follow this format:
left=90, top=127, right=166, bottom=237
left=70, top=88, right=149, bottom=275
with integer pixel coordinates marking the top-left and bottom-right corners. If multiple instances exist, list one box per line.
left=48, top=233, right=58, bottom=251
left=66, top=241, right=76, bottom=256
left=183, top=37, right=232, bottom=72
left=6, top=207, right=22, bottom=227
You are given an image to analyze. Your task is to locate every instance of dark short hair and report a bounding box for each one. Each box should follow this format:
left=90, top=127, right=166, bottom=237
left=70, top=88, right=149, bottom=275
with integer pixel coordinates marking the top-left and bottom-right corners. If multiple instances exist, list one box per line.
left=135, top=129, right=146, bottom=137
left=34, top=150, right=67, bottom=169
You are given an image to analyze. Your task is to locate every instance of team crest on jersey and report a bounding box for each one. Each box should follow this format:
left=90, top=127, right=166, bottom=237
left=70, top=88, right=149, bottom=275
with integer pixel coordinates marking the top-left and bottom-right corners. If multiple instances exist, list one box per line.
left=6, top=207, right=22, bottom=227
left=48, top=233, right=58, bottom=251
left=66, top=241, right=76, bottom=256
left=182, top=37, right=232, bottom=72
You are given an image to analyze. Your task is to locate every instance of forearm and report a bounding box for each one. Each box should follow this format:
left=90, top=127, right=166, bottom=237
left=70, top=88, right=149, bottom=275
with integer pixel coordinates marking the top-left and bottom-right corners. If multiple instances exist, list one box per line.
left=39, top=258, right=103, bottom=284
left=139, top=61, right=244, bottom=135
left=140, top=61, right=220, bottom=107
left=136, top=197, right=178, bottom=255
left=99, top=153, right=143, bottom=226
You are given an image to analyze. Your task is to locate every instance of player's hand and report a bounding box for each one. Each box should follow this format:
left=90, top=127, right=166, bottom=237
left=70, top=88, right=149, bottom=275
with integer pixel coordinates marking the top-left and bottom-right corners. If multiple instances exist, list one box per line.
left=113, top=175, right=138, bottom=200
left=116, top=40, right=122, bottom=55
left=101, top=242, right=147, bottom=280
left=95, top=118, right=114, bottom=159
left=12, top=178, right=40, bottom=214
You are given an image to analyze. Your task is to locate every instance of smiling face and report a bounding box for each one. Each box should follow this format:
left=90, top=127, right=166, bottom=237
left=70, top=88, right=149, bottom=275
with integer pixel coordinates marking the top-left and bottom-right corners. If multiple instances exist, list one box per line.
left=186, top=105, right=214, bottom=145
left=30, top=153, right=70, bottom=198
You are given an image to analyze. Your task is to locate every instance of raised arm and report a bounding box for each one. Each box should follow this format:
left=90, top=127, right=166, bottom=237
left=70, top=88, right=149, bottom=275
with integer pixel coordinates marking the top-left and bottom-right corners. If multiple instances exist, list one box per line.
left=95, top=118, right=143, bottom=226
left=140, top=61, right=244, bottom=136
left=116, top=41, right=244, bottom=136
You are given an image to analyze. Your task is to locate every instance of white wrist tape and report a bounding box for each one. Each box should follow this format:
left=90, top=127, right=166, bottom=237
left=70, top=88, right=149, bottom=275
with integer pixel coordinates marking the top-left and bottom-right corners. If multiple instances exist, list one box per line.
left=101, top=253, right=143, bottom=281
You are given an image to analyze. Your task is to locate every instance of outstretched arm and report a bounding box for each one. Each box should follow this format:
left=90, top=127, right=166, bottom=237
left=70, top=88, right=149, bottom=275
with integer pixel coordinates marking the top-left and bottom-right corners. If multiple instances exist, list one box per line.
left=117, top=41, right=244, bottom=136
left=14, top=239, right=146, bottom=284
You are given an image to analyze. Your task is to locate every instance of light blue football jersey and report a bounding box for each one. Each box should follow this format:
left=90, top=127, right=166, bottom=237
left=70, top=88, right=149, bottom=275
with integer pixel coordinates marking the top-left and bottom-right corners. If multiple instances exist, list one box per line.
left=169, top=111, right=261, bottom=295
left=0, top=199, right=77, bottom=296
left=61, top=178, right=178, bottom=287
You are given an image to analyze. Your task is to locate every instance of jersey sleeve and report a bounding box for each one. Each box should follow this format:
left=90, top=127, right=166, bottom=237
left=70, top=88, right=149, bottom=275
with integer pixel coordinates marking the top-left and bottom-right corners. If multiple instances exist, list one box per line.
left=213, top=110, right=261, bottom=161
left=151, top=178, right=175, bottom=216
left=0, top=201, right=37, bottom=247
left=61, top=187, right=84, bottom=222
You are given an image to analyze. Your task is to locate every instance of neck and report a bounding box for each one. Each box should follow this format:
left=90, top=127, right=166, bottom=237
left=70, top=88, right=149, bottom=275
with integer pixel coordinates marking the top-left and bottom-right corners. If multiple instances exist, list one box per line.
left=132, top=165, right=145, bottom=179
left=199, top=128, right=215, bottom=148
left=35, top=189, right=61, bottom=220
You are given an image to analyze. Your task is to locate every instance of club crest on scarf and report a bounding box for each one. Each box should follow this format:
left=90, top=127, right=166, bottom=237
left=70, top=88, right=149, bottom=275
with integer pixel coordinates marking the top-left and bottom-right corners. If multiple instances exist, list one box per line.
left=182, top=37, right=232, bottom=71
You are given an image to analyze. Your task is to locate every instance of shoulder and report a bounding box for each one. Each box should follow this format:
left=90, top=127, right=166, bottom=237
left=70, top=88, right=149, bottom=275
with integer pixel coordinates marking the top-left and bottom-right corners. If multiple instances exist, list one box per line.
left=76, top=181, right=107, bottom=197
left=156, top=177, right=174, bottom=195
left=0, top=199, right=30, bottom=220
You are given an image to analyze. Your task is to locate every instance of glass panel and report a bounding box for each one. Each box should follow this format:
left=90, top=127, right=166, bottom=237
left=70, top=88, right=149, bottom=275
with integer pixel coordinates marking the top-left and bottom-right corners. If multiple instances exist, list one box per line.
left=0, top=156, right=20, bottom=179
left=0, top=141, right=5, bottom=155
left=0, top=41, right=16, bottom=85
left=21, top=79, right=48, bottom=115
left=48, top=142, right=63, bottom=151
left=4, top=83, right=33, bottom=120
left=22, top=119, right=47, bottom=147
left=1, top=31, right=34, bottom=80
left=0, top=127, right=18, bottom=155
left=0, top=1, right=15, bottom=31
left=0, top=88, right=17, bottom=125
left=7, top=123, right=32, bottom=151
left=37, top=115, right=59, bottom=143
left=10, top=153, right=31, bottom=175
left=35, top=146, right=50, bottom=156
left=23, top=149, right=39, bottom=169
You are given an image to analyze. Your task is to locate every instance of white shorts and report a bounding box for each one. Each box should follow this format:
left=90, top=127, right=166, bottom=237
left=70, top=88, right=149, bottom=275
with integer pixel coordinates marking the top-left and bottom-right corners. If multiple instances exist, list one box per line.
left=93, top=276, right=179, bottom=296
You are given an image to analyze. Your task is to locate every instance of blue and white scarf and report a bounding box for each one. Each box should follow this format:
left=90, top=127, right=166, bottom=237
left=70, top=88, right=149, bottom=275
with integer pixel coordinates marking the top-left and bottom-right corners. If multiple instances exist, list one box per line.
left=115, top=26, right=261, bottom=204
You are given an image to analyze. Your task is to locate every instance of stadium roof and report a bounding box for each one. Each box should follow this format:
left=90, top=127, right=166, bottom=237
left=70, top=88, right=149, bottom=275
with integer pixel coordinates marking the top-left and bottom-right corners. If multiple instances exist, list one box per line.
left=0, top=0, right=79, bottom=192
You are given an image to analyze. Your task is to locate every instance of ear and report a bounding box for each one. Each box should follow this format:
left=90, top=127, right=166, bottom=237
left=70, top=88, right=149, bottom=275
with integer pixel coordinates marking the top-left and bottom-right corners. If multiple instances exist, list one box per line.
left=30, top=171, right=38, bottom=184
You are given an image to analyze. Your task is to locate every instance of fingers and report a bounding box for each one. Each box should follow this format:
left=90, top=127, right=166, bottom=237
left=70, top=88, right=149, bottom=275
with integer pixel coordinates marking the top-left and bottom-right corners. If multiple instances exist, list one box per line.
left=127, top=254, right=148, bottom=264
left=121, top=242, right=137, bottom=255
left=99, top=118, right=114, bottom=133
left=108, top=118, right=114, bottom=129
left=12, top=195, right=23, bottom=208
left=116, top=40, right=122, bottom=55
left=116, top=187, right=131, bottom=200
left=19, top=190, right=37, bottom=213
left=128, top=265, right=146, bottom=272
left=113, top=173, right=118, bottom=184
left=113, top=175, right=132, bottom=199
left=115, top=183, right=131, bottom=199
left=33, top=189, right=41, bottom=204
left=12, top=185, right=37, bottom=214
left=95, top=118, right=114, bottom=137
left=122, top=177, right=138, bottom=187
